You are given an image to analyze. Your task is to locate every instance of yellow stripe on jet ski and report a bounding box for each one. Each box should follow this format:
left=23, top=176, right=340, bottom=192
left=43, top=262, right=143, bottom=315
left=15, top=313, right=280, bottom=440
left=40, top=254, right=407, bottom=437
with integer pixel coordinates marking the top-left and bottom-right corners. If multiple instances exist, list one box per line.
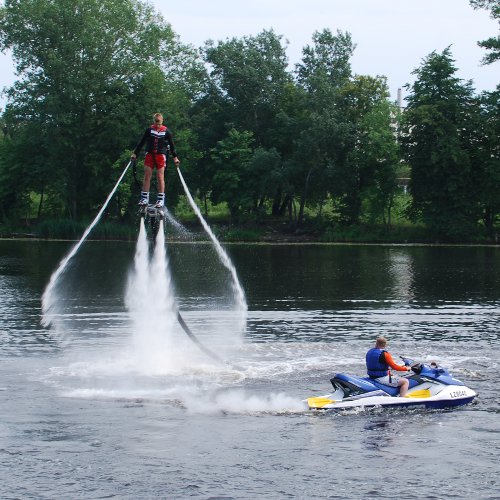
left=307, top=397, right=335, bottom=408
left=405, top=389, right=431, bottom=399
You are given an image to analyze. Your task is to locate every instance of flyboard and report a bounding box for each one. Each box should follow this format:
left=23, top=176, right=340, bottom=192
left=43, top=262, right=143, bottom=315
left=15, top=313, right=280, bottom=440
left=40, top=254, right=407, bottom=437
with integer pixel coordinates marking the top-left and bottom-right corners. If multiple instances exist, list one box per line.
left=138, top=203, right=166, bottom=240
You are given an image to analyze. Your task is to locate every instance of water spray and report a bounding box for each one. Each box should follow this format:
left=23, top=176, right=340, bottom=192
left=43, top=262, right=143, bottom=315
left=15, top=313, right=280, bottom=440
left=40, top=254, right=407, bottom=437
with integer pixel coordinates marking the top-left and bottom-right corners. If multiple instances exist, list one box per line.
left=42, top=160, right=132, bottom=327
left=127, top=215, right=235, bottom=369
left=41, top=157, right=246, bottom=371
left=176, top=167, right=247, bottom=331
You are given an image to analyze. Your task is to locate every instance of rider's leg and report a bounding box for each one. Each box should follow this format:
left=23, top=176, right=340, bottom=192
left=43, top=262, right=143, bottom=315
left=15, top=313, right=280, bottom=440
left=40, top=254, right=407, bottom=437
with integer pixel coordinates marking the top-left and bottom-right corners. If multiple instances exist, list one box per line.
left=142, top=166, right=153, bottom=191
left=139, top=166, right=153, bottom=205
left=398, top=378, right=409, bottom=397
left=156, top=167, right=165, bottom=194
left=155, top=167, right=165, bottom=207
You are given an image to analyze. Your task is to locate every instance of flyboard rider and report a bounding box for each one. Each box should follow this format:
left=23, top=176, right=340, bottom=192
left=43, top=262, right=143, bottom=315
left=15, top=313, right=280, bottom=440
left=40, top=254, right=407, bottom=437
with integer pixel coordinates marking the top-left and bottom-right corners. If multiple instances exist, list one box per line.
left=366, top=336, right=411, bottom=396
left=131, top=112, right=180, bottom=208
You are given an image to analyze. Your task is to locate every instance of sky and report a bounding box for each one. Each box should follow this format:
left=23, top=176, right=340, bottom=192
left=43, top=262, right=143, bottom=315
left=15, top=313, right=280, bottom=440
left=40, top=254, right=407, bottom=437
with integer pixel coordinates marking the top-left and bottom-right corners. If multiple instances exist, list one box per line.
left=0, top=0, right=498, bottom=108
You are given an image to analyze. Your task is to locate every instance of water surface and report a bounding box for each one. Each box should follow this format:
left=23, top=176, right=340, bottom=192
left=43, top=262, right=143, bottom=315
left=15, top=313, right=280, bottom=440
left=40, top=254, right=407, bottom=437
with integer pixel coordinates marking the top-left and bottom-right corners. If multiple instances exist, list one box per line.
left=0, top=240, right=498, bottom=499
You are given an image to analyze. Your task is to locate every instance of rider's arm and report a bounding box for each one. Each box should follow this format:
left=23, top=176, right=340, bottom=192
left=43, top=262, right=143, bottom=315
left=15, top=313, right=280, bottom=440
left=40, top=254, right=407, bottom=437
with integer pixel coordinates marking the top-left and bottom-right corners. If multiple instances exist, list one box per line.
left=384, top=352, right=409, bottom=372
left=166, top=129, right=178, bottom=158
left=133, top=128, right=149, bottom=156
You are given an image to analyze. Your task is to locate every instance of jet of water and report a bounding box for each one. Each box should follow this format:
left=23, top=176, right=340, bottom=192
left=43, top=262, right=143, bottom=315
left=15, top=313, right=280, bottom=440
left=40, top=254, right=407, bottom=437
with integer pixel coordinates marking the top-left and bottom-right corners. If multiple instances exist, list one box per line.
left=41, top=160, right=132, bottom=327
left=125, top=218, right=181, bottom=371
left=176, top=168, right=247, bottom=333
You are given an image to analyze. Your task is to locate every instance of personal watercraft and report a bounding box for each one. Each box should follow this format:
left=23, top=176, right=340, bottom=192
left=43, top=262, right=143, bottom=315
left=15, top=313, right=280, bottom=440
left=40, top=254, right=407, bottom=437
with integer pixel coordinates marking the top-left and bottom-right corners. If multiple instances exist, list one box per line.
left=307, top=359, right=476, bottom=410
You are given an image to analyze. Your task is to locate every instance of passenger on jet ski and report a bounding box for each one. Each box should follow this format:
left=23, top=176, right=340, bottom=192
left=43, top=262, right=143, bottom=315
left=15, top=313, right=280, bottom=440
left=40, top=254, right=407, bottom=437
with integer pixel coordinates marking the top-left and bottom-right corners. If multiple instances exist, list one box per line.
left=366, top=337, right=411, bottom=397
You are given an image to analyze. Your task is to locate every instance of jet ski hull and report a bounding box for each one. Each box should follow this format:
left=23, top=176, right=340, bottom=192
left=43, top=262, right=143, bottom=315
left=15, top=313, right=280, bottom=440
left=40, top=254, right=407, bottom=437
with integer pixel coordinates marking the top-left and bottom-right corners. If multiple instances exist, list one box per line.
left=307, top=385, right=476, bottom=410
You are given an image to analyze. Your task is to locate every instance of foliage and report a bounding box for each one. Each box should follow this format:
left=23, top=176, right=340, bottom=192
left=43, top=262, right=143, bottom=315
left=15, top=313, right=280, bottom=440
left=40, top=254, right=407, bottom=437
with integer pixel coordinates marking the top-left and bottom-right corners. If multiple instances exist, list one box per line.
left=209, top=129, right=254, bottom=216
left=0, top=2, right=498, bottom=243
left=476, top=86, right=500, bottom=234
left=222, top=228, right=263, bottom=242
left=0, top=0, right=198, bottom=220
left=470, top=0, right=500, bottom=64
left=320, top=223, right=431, bottom=243
left=401, top=48, right=483, bottom=241
left=203, top=30, right=291, bottom=143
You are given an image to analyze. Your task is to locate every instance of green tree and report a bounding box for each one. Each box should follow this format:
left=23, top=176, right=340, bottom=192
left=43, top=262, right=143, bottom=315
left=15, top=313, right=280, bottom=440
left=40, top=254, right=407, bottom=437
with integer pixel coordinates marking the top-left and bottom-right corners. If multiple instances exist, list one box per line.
left=346, top=98, right=400, bottom=226
left=334, top=75, right=397, bottom=225
left=0, top=0, right=195, bottom=220
left=477, top=87, right=500, bottom=235
left=470, top=0, right=500, bottom=64
left=292, top=29, right=356, bottom=227
left=209, top=128, right=254, bottom=217
left=188, top=30, right=291, bottom=217
left=203, top=29, right=291, bottom=148
left=402, top=48, right=482, bottom=240
left=296, top=29, right=354, bottom=100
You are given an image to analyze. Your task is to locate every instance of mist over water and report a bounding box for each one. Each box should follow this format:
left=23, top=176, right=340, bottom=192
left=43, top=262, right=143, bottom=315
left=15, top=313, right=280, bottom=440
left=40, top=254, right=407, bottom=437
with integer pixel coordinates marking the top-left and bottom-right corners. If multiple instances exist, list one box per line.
left=33, top=191, right=257, bottom=422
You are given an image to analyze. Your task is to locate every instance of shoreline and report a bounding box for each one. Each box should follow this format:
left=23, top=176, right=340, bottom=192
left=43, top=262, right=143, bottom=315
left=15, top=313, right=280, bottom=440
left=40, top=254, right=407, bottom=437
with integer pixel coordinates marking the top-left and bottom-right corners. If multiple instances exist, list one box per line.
left=1, top=236, right=499, bottom=248
left=1, top=219, right=498, bottom=246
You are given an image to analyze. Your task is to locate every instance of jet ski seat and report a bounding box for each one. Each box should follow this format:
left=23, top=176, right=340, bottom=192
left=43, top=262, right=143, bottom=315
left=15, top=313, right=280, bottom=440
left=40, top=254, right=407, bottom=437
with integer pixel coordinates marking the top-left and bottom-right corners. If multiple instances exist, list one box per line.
left=331, top=373, right=383, bottom=396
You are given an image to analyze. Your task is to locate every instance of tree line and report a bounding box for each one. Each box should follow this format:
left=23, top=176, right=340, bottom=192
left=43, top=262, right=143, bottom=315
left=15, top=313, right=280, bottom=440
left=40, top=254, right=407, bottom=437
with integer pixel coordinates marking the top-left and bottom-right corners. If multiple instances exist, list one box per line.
left=0, top=0, right=498, bottom=241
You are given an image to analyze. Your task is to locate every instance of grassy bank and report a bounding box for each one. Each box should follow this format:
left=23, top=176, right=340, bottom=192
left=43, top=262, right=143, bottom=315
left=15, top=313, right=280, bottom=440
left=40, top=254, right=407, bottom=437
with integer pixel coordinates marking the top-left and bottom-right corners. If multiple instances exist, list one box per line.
left=0, top=218, right=138, bottom=241
left=3, top=191, right=497, bottom=244
left=1, top=216, right=498, bottom=245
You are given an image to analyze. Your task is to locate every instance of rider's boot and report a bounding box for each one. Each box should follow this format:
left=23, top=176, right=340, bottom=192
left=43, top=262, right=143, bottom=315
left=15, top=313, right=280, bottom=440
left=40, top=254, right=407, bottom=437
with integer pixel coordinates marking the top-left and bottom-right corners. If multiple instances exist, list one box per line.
left=138, top=191, right=149, bottom=206
left=155, top=193, right=165, bottom=208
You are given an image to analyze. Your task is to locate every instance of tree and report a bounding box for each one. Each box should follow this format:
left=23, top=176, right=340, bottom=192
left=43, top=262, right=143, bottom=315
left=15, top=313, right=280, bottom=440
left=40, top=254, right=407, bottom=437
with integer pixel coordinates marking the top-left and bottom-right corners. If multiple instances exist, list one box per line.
left=470, top=0, right=500, bottom=64
left=0, top=0, right=195, bottom=220
left=203, top=30, right=291, bottom=148
left=401, top=48, right=482, bottom=240
left=476, top=87, right=500, bottom=235
left=187, top=30, right=291, bottom=218
left=292, top=29, right=356, bottom=227
left=296, top=29, right=355, bottom=100
left=346, top=98, right=400, bottom=226
left=334, top=75, right=398, bottom=225
left=209, top=128, right=254, bottom=217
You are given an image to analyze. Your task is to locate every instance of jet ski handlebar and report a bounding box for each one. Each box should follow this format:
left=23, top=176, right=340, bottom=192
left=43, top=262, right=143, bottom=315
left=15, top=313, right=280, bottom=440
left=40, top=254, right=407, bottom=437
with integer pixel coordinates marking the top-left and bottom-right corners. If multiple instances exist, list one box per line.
left=400, top=357, right=424, bottom=374
left=400, top=356, right=414, bottom=366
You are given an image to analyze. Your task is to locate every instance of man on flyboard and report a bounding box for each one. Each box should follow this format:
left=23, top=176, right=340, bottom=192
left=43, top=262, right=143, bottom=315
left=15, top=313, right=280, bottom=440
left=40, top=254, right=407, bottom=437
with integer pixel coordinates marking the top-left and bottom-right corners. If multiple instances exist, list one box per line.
left=131, top=112, right=180, bottom=208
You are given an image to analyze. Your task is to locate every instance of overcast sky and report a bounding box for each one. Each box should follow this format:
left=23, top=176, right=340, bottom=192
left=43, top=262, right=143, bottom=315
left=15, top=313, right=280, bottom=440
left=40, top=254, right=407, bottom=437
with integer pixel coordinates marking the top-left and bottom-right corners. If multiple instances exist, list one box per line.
left=0, top=0, right=498, bottom=108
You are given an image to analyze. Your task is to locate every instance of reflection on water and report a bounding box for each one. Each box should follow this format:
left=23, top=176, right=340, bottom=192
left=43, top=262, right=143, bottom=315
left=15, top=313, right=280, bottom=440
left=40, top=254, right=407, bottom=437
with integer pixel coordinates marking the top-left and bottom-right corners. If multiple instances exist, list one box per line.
left=362, top=419, right=391, bottom=451
left=388, top=250, right=415, bottom=302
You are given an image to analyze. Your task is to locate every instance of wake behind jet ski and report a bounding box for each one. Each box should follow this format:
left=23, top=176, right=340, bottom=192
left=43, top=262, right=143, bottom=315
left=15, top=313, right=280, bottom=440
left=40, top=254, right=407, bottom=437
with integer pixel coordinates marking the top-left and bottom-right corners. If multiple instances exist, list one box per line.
left=307, top=359, right=476, bottom=410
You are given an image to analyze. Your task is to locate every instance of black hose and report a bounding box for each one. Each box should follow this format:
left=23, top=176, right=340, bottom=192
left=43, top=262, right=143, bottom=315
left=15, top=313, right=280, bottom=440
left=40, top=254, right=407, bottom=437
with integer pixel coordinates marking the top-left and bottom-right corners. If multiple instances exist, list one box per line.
left=176, top=311, right=239, bottom=369
left=131, top=158, right=142, bottom=190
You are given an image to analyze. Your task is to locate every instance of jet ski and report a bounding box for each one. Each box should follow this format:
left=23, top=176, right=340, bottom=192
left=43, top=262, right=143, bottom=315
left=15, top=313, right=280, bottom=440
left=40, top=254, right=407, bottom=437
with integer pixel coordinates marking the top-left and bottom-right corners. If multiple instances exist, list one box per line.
left=307, top=359, right=476, bottom=410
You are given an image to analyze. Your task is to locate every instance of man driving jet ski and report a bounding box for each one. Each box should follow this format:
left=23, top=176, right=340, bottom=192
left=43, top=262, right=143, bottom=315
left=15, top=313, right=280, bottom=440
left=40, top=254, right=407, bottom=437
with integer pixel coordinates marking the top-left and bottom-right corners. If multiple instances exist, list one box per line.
left=366, top=337, right=411, bottom=396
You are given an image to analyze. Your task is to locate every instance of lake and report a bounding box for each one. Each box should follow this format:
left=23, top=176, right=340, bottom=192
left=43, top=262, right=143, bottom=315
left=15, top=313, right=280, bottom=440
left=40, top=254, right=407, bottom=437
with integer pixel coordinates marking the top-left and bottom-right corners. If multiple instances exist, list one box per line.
left=0, top=239, right=499, bottom=499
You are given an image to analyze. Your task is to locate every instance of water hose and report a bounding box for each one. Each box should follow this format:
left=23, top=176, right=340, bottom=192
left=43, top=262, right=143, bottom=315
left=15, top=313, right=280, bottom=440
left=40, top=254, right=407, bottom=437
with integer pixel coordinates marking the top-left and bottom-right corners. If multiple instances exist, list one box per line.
left=176, top=312, right=229, bottom=366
